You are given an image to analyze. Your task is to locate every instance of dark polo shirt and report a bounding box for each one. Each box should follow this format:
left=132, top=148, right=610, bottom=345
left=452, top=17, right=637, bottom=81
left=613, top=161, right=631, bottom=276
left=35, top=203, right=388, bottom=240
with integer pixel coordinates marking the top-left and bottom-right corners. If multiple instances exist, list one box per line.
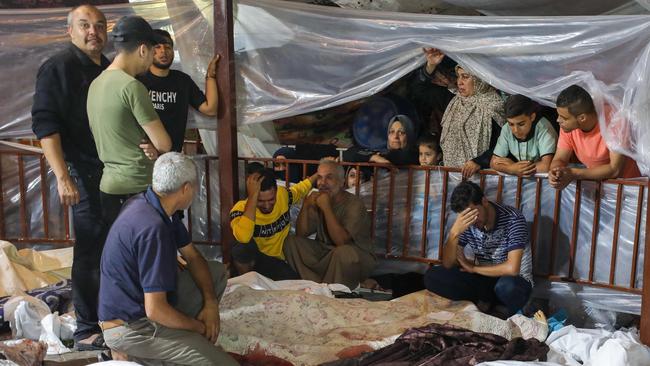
left=98, top=187, right=191, bottom=322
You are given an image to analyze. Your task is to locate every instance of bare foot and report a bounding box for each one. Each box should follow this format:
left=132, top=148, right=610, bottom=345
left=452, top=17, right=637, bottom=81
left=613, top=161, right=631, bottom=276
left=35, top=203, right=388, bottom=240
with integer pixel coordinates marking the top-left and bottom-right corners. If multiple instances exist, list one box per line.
left=360, top=278, right=385, bottom=291
left=75, top=333, right=107, bottom=351
left=111, top=349, right=129, bottom=361
left=534, top=310, right=548, bottom=326
left=77, top=333, right=100, bottom=345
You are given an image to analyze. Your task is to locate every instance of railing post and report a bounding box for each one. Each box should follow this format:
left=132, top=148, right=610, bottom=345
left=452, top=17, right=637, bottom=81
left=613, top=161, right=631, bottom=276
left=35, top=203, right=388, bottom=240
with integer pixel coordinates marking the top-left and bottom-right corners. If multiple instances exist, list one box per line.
left=640, top=181, right=650, bottom=345
left=214, top=0, right=238, bottom=263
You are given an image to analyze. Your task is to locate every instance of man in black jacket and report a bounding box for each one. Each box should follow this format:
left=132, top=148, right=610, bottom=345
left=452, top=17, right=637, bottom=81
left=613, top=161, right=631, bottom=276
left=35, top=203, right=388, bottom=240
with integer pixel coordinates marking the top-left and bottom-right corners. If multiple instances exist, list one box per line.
left=31, top=4, right=109, bottom=351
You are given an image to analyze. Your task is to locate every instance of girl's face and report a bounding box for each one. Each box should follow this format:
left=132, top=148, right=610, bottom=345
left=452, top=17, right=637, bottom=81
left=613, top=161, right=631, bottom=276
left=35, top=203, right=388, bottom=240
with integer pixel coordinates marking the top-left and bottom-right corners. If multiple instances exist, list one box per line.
left=346, top=168, right=359, bottom=188
left=418, top=145, right=439, bottom=166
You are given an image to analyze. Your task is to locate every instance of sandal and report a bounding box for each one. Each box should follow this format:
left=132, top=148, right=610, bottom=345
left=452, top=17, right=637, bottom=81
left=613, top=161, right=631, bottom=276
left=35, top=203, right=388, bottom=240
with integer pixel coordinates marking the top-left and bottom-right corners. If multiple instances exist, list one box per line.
left=75, top=333, right=108, bottom=351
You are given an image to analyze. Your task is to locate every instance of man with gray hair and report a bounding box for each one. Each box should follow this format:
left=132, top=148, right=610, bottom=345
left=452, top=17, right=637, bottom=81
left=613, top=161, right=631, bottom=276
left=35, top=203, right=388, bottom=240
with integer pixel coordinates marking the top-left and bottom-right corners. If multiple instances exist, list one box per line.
left=284, top=160, right=377, bottom=289
left=98, top=152, right=237, bottom=365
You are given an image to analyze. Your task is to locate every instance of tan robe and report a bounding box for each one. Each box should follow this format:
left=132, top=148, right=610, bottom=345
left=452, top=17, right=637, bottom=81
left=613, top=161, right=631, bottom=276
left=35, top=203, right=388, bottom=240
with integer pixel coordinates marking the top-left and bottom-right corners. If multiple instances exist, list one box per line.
left=284, top=191, right=377, bottom=289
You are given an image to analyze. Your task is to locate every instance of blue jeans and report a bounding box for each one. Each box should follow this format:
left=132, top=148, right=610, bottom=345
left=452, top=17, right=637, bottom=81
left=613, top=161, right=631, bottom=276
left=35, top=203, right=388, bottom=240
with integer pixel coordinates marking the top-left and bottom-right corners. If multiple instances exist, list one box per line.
left=424, top=265, right=532, bottom=316
left=69, top=164, right=107, bottom=341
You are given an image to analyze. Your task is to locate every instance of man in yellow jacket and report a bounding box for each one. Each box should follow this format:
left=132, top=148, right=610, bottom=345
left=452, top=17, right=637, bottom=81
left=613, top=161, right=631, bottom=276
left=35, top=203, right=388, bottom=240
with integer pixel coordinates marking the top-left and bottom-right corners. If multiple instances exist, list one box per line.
left=230, top=166, right=316, bottom=280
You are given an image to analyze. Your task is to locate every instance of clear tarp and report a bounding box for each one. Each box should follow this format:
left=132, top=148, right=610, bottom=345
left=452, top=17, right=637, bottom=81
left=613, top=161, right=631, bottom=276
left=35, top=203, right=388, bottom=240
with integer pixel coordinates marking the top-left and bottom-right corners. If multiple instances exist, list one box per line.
left=0, top=144, right=68, bottom=246
left=2, top=0, right=650, bottom=172
left=439, top=0, right=644, bottom=16
left=173, top=0, right=650, bottom=173
left=0, top=1, right=173, bottom=138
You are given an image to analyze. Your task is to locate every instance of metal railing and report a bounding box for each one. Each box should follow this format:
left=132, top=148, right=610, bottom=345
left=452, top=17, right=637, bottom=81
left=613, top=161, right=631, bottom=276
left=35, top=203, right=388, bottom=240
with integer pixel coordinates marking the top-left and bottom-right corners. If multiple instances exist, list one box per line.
left=0, top=146, right=72, bottom=245
left=237, top=157, right=649, bottom=296
left=1, top=149, right=648, bottom=297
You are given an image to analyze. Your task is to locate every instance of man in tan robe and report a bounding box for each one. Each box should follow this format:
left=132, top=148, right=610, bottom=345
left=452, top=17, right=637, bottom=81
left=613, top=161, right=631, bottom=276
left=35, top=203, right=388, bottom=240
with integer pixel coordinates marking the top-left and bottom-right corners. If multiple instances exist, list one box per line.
left=283, top=160, right=377, bottom=289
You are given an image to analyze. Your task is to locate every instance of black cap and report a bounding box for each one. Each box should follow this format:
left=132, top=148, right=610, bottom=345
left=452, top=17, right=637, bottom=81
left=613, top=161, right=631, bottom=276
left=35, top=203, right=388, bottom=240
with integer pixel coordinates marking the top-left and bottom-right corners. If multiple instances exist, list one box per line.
left=111, top=16, right=166, bottom=45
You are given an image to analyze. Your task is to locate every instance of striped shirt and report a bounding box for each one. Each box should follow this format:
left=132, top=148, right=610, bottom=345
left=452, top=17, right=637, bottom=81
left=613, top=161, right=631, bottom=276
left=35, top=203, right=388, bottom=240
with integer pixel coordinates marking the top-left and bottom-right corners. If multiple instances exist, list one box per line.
left=459, top=202, right=533, bottom=284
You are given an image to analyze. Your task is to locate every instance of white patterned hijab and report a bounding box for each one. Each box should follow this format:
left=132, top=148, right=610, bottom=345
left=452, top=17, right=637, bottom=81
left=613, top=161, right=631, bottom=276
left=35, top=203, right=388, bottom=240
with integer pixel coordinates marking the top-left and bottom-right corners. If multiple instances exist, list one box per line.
left=440, top=66, right=505, bottom=167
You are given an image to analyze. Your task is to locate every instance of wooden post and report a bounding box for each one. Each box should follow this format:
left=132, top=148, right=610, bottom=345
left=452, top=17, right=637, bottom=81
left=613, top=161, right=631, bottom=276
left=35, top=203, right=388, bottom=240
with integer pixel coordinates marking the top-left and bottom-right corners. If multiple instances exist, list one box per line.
left=214, top=0, right=238, bottom=263
left=640, top=181, right=650, bottom=345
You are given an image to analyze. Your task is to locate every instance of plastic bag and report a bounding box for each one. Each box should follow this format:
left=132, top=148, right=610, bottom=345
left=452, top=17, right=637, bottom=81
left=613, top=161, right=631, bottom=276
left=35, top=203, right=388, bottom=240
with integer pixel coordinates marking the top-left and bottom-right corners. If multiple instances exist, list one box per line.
left=3, top=296, right=71, bottom=355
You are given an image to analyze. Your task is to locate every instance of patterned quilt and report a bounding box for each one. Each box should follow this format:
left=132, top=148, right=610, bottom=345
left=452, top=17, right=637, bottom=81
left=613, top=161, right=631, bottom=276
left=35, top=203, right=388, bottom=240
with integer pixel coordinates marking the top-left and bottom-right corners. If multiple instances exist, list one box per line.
left=219, top=286, right=547, bottom=366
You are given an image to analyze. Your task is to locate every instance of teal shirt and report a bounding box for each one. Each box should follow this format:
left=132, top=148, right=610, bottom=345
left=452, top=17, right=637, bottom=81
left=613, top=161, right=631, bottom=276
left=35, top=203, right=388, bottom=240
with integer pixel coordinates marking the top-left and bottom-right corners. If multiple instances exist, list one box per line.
left=493, top=117, right=558, bottom=162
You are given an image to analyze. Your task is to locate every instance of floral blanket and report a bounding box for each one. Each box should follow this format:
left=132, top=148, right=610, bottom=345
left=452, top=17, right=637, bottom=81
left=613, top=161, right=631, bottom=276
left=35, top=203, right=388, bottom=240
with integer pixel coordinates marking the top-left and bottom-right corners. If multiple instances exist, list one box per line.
left=219, top=285, right=547, bottom=366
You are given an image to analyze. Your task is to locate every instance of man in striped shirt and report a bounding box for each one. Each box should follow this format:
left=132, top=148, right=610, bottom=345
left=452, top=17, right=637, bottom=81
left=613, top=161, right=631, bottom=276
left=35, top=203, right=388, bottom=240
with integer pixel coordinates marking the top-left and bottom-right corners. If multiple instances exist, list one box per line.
left=424, top=181, right=533, bottom=317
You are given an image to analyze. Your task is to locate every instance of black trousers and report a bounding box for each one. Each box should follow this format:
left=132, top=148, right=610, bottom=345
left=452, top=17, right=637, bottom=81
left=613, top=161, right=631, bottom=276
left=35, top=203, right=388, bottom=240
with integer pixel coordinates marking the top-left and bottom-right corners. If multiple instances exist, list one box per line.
left=69, top=164, right=106, bottom=342
left=231, top=240, right=299, bottom=281
left=100, top=191, right=139, bottom=231
left=424, top=265, right=532, bottom=316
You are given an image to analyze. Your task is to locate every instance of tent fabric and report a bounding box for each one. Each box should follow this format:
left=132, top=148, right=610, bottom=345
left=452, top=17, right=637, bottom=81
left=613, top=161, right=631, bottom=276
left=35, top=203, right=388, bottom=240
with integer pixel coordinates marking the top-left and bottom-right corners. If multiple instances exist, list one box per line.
left=2, top=0, right=650, bottom=173
left=0, top=240, right=71, bottom=299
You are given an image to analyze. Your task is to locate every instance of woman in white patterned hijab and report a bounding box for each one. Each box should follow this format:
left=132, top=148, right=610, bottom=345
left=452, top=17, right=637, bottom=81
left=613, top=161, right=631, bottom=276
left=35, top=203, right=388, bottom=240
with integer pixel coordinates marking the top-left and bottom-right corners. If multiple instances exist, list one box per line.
left=440, top=66, right=505, bottom=178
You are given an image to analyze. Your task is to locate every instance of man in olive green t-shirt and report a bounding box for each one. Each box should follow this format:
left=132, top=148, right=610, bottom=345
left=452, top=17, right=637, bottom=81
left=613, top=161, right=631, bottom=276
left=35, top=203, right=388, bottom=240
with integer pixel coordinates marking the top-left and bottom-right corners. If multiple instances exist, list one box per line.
left=88, top=16, right=171, bottom=227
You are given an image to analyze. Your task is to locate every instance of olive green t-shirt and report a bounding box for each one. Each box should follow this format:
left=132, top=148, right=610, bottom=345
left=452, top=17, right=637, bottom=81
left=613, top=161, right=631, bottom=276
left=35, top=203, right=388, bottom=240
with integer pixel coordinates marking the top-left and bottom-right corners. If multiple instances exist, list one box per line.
left=88, top=69, right=159, bottom=195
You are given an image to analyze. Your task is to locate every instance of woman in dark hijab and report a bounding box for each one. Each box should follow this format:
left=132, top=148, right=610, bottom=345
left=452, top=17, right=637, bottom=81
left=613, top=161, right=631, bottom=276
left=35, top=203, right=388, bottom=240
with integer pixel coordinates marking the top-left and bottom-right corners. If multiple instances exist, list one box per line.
left=344, top=114, right=419, bottom=166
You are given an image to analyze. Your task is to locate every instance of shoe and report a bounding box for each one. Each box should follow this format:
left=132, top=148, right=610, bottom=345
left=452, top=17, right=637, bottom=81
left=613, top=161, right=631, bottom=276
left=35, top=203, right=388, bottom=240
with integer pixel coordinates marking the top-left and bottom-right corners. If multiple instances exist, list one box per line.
left=75, top=333, right=108, bottom=351
left=333, top=291, right=363, bottom=299
left=98, top=350, right=112, bottom=361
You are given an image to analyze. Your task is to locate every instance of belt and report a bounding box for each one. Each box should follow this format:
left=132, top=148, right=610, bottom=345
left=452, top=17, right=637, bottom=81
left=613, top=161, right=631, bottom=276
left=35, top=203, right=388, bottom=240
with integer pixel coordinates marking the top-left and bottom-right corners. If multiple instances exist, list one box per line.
left=99, top=319, right=125, bottom=331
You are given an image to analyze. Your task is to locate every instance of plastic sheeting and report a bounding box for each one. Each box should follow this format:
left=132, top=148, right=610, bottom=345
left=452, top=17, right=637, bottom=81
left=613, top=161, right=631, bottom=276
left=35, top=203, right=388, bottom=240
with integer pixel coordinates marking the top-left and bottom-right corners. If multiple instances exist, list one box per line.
left=0, top=1, right=172, bottom=138
left=333, top=0, right=650, bottom=15
left=440, top=0, right=641, bottom=15
left=0, top=146, right=69, bottom=244
left=2, top=0, right=650, bottom=172
left=0, top=241, right=71, bottom=298
left=332, top=0, right=479, bottom=15
left=169, top=0, right=650, bottom=173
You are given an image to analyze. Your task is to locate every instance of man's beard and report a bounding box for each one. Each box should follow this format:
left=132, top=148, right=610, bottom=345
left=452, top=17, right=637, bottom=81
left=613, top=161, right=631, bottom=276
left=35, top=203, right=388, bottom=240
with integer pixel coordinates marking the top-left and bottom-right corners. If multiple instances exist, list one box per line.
left=153, top=60, right=172, bottom=70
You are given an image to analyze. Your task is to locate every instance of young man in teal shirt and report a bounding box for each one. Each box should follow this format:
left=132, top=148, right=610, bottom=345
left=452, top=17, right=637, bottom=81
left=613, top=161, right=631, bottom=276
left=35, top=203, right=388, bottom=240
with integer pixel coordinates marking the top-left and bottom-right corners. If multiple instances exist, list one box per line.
left=490, top=94, right=558, bottom=176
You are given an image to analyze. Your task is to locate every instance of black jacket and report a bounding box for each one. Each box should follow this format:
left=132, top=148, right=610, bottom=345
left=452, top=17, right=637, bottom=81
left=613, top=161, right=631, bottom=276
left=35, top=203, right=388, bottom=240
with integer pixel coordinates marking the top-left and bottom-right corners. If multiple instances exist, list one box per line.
left=31, top=43, right=109, bottom=169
